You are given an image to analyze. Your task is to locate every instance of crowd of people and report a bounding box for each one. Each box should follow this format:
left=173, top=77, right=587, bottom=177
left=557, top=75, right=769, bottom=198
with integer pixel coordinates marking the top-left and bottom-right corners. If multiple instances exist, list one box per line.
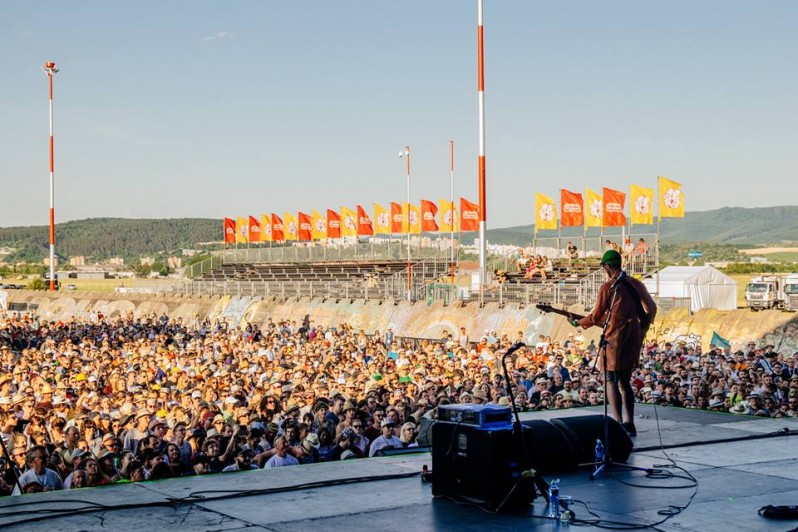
left=0, top=308, right=796, bottom=496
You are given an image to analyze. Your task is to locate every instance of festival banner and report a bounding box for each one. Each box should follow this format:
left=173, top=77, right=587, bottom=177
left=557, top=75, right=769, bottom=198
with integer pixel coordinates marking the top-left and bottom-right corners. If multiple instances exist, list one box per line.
left=283, top=212, right=298, bottom=241
left=420, top=200, right=439, bottom=232
left=223, top=218, right=236, bottom=244
left=585, top=188, right=603, bottom=228
left=460, top=198, right=479, bottom=232
left=438, top=199, right=457, bottom=232
left=534, top=193, right=558, bottom=232
left=560, top=189, right=584, bottom=227
left=327, top=209, right=341, bottom=238
left=298, top=212, right=312, bottom=241
left=356, top=205, right=374, bottom=236
left=248, top=215, right=262, bottom=243
left=373, top=203, right=391, bottom=235
left=271, top=213, right=284, bottom=242
left=659, top=176, right=684, bottom=218
left=261, top=214, right=272, bottom=242
left=390, top=202, right=403, bottom=233
left=630, top=184, right=654, bottom=225
left=340, top=206, right=357, bottom=237
left=407, top=203, right=422, bottom=234
left=311, top=210, right=326, bottom=240
left=602, top=187, right=626, bottom=227
left=235, top=217, right=249, bottom=243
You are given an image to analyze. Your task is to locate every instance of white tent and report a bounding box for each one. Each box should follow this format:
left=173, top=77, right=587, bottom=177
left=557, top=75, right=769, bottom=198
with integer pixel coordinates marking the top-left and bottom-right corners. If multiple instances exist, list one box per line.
left=643, top=266, right=737, bottom=311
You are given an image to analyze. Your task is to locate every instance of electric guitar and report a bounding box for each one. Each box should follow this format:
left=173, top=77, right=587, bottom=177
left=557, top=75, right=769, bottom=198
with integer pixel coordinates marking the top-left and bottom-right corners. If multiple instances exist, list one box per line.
left=535, top=304, right=585, bottom=324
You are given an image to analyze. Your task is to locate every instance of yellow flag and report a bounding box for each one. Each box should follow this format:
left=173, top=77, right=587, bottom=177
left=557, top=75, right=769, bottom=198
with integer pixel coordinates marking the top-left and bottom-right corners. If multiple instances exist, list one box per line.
left=407, top=203, right=422, bottom=234
left=373, top=203, right=391, bottom=235
left=283, top=212, right=298, bottom=241
left=534, top=193, right=558, bottom=232
left=261, top=214, right=272, bottom=242
left=585, top=188, right=603, bottom=228
left=340, top=206, right=357, bottom=237
left=438, top=199, right=458, bottom=232
left=629, top=185, right=654, bottom=225
left=235, top=217, right=249, bottom=243
left=311, top=210, right=327, bottom=240
left=659, top=176, right=684, bottom=218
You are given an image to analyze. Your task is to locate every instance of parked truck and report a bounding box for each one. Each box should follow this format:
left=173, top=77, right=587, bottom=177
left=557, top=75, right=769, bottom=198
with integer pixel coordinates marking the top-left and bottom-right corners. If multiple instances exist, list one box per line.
left=745, top=274, right=798, bottom=311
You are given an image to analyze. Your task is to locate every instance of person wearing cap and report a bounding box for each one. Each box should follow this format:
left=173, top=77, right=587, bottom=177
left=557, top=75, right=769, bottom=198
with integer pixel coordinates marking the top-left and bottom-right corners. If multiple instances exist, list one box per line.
left=368, top=418, right=403, bottom=457
left=574, top=249, right=657, bottom=437
left=222, top=447, right=258, bottom=472
left=123, top=410, right=151, bottom=455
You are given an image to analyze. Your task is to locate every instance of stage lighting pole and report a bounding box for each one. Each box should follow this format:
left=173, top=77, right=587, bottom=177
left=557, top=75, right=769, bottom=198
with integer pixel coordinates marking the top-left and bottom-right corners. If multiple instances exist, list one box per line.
left=450, top=140, right=455, bottom=283
left=477, top=0, right=487, bottom=306
left=43, top=61, right=59, bottom=291
left=400, top=146, right=411, bottom=300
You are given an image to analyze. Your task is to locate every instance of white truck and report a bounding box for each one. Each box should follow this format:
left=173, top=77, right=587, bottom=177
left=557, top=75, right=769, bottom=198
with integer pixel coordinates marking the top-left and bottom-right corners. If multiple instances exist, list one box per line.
left=745, top=274, right=798, bottom=311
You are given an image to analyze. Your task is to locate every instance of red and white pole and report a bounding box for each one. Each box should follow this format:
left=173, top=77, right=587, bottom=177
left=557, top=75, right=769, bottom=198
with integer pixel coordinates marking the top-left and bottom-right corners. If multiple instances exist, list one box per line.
left=450, top=140, right=456, bottom=282
left=404, top=146, right=412, bottom=300
left=43, top=61, right=59, bottom=291
left=477, top=0, right=487, bottom=304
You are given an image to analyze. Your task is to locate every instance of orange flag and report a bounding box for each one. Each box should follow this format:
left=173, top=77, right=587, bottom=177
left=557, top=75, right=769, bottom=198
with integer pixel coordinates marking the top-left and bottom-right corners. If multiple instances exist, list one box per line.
left=420, top=200, right=439, bottom=232
left=560, top=189, right=584, bottom=227
left=271, top=213, right=284, bottom=242
left=298, top=212, right=312, bottom=241
left=327, top=209, right=341, bottom=238
left=460, top=198, right=479, bottom=231
left=357, top=205, right=374, bottom=236
left=390, top=202, right=403, bottom=233
left=602, top=187, right=626, bottom=227
left=248, top=215, right=262, bottom=242
left=223, top=218, right=236, bottom=243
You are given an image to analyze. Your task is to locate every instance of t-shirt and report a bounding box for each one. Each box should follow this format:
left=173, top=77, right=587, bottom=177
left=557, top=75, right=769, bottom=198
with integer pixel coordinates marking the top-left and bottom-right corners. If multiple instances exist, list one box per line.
left=12, top=468, right=63, bottom=495
left=264, top=453, right=299, bottom=468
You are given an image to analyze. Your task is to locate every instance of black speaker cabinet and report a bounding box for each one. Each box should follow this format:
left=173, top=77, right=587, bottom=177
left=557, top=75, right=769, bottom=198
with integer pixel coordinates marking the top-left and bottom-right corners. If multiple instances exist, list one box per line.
left=549, top=415, right=633, bottom=464
left=432, top=421, right=535, bottom=511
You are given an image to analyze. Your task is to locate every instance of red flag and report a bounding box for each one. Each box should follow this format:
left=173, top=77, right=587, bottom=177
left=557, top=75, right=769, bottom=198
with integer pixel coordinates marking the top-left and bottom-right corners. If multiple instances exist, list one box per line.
left=560, top=190, right=584, bottom=227
left=420, top=200, right=439, bottom=232
left=298, top=212, right=312, bottom=241
left=248, top=215, right=262, bottom=242
left=390, top=202, right=403, bottom=233
left=460, top=198, right=479, bottom=231
left=271, top=213, right=285, bottom=241
left=357, top=205, right=374, bottom=236
left=327, top=209, right=341, bottom=238
left=223, top=218, right=236, bottom=243
left=602, top=187, right=627, bottom=227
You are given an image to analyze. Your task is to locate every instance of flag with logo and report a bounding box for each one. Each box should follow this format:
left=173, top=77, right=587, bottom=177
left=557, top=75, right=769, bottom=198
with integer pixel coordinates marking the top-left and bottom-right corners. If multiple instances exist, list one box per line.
left=420, top=200, right=439, bottom=232
left=630, top=184, right=654, bottom=225
left=460, top=198, right=479, bottom=231
left=235, top=217, right=249, bottom=243
left=223, top=218, right=236, bottom=243
left=602, top=188, right=626, bottom=227
left=261, top=214, right=272, bottom=242
left=438, top=199, right=457, bottom=232
left=390, top=202, right=404, bottom=233
left=585, top=188, right=603, bottom=228
left=327, top=209, right=341, bottom=238
left=340, top=206, right=357, bottom=237
left=311, top=210, right=326, bottom=240
left=271, top=213, right=284, bottom=241
left=534, top=193, right=558, bottom=232
left=560, top=189, right=584, bottom=227
left=710, top=331, right=730, bottom=350
left=373, top=203, right=391, bottom=235
left=407, top=203, right=422, bottom=234
left=659, top=176, right=684, bottom=218
left=357, top=205, right=374, bottom=236
left=283, top=212, right=298, bottom=241
left=248, top=215, right=262, bottom=243
left=298, top=212, right=312, bottom=241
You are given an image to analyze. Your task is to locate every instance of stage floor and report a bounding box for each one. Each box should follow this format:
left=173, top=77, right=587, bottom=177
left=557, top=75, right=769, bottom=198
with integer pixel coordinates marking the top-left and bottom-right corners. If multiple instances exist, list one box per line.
left=1, top=405, right=796, bottom=531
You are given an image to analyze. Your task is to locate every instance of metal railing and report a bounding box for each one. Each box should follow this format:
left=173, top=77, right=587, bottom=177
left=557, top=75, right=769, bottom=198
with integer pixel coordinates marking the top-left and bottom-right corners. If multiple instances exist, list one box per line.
left=187, top=255, right=222, bottom=278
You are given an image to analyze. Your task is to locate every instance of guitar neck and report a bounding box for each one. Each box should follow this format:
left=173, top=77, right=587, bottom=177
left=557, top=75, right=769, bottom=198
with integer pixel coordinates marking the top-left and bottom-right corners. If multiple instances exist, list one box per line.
left=535, top=304, right=585, bottom=321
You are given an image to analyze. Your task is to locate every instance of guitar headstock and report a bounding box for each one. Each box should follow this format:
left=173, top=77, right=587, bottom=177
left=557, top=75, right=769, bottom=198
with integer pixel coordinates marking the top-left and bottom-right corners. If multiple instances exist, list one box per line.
left=535, top=303, right=555, bottom=313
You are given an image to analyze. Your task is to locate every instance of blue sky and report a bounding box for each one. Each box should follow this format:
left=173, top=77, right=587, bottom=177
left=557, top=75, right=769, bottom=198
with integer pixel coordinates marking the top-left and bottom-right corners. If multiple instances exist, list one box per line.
left=1, top=1, right=796, bottom=229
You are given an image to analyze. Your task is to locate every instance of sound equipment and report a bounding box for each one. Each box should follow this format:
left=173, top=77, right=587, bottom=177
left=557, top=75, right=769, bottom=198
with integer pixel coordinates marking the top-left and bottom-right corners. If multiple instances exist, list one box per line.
left=437, top=404, right=513, bottom=428
left=549, top=415, right=633, bottom=464
left=431, top=419, right=535, bottom=511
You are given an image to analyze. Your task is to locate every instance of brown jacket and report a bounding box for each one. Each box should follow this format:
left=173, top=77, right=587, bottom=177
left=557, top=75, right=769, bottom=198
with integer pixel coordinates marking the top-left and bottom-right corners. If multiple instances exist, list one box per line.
left=578, top=271, right=657, bottom=371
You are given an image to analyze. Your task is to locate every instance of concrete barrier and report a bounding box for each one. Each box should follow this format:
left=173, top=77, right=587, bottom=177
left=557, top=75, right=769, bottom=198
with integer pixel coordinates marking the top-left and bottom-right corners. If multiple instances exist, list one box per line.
left=6, top=290, right=797, bottom=353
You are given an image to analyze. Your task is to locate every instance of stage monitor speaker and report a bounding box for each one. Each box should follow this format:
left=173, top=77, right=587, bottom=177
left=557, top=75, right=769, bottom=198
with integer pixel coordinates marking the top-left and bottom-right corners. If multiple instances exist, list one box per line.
left=549, top=415, right=633, bottom=464
left=432, top=421, right=535, bottom=511
left=519, top=419, right=581, bottom=473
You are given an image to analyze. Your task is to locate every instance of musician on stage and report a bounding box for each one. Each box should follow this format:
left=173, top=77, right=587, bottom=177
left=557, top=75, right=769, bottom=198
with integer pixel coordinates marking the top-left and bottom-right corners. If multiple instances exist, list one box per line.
left=573, top=249, right=657, bottom=437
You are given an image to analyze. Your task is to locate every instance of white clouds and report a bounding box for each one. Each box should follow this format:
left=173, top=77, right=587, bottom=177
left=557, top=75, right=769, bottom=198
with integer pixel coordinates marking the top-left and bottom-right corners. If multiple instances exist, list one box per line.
left=204, top=31, right=235, bottom=41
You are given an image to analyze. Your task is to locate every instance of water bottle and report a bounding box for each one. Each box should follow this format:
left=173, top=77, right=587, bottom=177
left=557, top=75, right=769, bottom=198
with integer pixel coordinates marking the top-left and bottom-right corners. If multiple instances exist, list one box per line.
left=595, top=439, right=605, bottom=464
left=548, top=479, right=560, bottom=519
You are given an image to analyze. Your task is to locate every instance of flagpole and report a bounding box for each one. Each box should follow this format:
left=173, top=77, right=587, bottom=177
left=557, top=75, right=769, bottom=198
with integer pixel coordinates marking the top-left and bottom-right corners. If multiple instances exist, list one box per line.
left=477, top=0, right=487, bottom=307
left=656, top=177, right=661, bottom=298
left=450, top=140, right=455, bottom=283
left=400, top=146, right=412, bottom=301
left=43, top=61, right=59, bottom=290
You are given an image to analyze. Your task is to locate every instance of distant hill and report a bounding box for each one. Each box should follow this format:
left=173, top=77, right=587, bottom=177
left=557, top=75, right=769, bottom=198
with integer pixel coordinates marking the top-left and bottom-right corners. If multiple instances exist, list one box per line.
left=0, top=206, right=795, bottom=263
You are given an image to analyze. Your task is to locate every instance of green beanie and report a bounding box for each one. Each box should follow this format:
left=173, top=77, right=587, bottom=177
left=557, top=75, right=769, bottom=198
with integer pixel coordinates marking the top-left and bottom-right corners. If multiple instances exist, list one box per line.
left=600, top=249, right=622, bottom=266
